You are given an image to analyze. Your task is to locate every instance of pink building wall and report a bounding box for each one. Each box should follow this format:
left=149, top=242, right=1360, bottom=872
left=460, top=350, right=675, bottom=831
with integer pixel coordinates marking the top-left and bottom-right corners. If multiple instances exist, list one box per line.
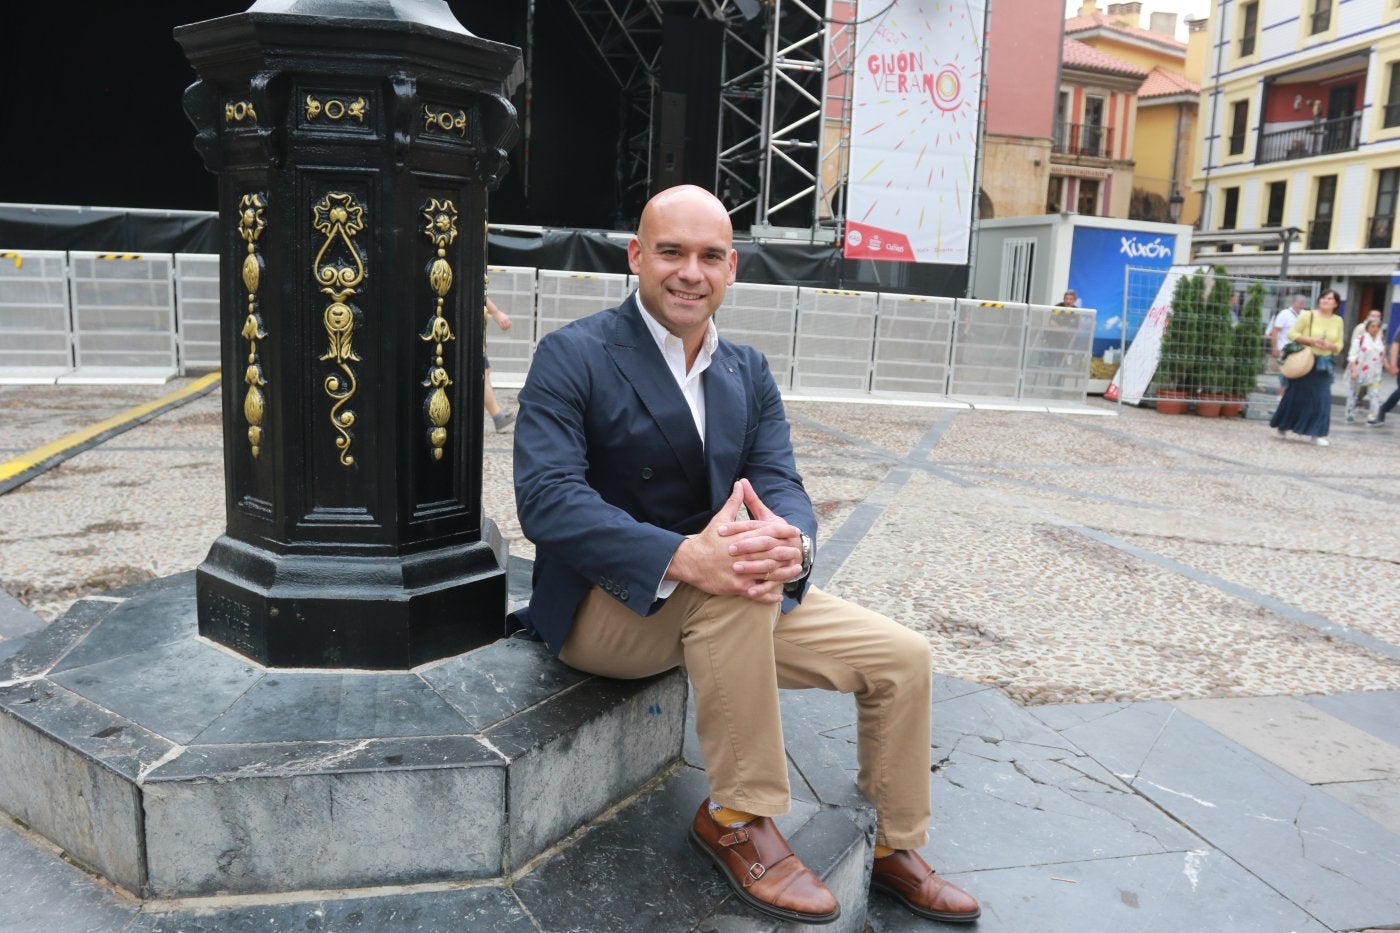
left=984, top=0, right=1062, bottom=138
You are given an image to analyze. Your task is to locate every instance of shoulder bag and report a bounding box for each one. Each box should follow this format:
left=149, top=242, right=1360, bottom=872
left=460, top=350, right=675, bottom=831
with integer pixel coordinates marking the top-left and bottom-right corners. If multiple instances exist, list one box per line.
left=1280, top=312, right=1316, bottom=379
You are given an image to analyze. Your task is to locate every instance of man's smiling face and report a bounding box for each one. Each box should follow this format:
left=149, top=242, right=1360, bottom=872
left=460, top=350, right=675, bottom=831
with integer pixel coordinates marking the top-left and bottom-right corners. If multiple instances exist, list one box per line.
left=628, top=186, right=738, bottom=354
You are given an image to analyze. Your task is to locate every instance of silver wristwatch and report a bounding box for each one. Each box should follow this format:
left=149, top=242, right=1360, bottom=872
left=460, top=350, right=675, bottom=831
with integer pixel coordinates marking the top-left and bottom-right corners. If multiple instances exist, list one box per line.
left=797, top=533, right=813, bottom=580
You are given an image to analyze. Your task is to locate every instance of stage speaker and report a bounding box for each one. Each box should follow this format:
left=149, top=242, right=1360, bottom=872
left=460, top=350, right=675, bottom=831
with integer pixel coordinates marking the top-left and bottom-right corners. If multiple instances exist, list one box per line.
left=656, top=92, right=687, bottom=190
left=653, top=15, right=723, bottom=195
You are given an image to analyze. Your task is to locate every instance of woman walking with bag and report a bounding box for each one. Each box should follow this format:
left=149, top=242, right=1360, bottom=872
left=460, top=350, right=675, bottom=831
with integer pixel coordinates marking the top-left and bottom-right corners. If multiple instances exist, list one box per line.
left=1346, top=317, right=1387, bottom=424
left=1271, top=289, right=1344, bottom=446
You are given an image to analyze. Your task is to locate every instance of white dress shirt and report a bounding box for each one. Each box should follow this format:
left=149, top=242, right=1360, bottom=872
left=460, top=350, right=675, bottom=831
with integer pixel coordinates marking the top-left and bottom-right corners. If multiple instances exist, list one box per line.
left=635, top=296, right=719, bottom=599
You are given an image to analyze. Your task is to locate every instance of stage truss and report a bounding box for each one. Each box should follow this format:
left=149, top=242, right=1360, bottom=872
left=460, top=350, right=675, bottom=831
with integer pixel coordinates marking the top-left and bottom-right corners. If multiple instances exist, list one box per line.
left=561, top=0, right=854, bottom=238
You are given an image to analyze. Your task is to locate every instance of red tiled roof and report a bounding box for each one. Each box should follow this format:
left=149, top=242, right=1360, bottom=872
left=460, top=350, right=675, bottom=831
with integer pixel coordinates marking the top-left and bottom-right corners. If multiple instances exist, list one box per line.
left=1062, top=37, right=1148, bottom=78
left=1139, top=66, right=1199, bottom=99
left=1065, top=12, right=1187, bottom=52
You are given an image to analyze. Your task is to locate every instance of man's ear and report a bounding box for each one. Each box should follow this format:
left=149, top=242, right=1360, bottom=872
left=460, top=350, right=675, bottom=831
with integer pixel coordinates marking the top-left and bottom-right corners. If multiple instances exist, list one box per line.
left=727, top=248, right=737, bottom=285
left=628, top=237, right=642, bottom=274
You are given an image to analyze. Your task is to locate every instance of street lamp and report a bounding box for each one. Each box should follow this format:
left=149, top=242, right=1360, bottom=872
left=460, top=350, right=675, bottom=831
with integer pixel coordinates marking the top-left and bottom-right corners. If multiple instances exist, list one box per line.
left=1168, top=188, right=1185, bottom=223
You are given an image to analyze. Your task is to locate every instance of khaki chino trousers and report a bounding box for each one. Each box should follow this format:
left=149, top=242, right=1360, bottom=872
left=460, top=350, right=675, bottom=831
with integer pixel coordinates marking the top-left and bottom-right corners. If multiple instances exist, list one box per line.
left=560, top=583, right=934, bottom=849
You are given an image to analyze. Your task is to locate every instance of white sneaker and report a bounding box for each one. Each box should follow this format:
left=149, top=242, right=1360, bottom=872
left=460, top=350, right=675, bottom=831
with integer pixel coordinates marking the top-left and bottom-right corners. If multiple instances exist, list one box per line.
left=1313, top=437, right=1329, bottom=447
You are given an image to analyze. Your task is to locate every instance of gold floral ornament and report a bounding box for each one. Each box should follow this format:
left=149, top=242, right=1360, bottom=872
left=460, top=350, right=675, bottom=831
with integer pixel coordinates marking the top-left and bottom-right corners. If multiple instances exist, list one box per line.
left=312, top=193, right=367, bottom=467
left=237, top=194, right=269, bottom=458
left=306, top=95, right=368, bottom=124
left=423, top=105, right=468, bottom=137
left=225, top=101, right=258, bottom=124
left=420, top=199, right=458, bottom=461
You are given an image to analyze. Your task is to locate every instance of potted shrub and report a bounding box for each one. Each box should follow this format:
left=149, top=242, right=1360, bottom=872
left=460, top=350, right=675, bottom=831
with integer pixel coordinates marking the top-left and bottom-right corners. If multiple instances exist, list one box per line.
left=1156, top=270, right=1204, bottom=413
left=1224, top=283, right=1267, bottom=417
left=1195, top=269, right=1236, bottom=417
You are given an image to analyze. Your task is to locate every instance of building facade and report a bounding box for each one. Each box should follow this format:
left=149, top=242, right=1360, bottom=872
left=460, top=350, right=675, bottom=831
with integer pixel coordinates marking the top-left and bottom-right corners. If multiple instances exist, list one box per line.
left=1191, top=0, right=1400, bottom=323
left=1065, top=1, right=1203, bottom=225
left=1052, top=37, right=1145, bottom=218
left=980, top=0, right=1064, bottom=218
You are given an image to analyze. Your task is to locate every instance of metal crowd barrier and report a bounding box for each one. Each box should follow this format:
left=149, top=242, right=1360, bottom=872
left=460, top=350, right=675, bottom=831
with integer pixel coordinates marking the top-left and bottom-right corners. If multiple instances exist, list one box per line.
left=1, top=249, right=1097, bottom=405
left=68, top=251, right=178, bottom=375
left=174, top=253, right=221, bottom=372
left=791, top=288, right=881, bottom=393
left=872, top=294, right=956, bottom=396
left=720, top=282, right=799, bottom=390
left=0, top=248, right=220, bottom=383
left=0, top=249, right=70, bottom=382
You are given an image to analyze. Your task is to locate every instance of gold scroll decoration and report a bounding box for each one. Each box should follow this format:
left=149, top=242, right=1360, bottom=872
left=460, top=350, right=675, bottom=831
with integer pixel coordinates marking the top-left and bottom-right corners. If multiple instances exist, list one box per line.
left=420, top=200, right=458, bottom=461
left=225, top=101, right=258, bottom=124
left=238, top=194, right=268, bottom=458
left=312, top=193, right=367, bottom=467
left=306, top=95, right=367, bottom=124
left=423, top=106, right=468, bottom=137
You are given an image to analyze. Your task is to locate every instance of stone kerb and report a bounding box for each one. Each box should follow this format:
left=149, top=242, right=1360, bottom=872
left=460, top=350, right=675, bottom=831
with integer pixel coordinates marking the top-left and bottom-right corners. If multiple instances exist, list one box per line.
left=0, top=574, right=686, bottom=898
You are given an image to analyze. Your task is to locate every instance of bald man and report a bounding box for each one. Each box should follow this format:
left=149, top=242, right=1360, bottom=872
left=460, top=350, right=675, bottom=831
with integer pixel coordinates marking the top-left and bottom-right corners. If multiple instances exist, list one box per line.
left=512, top=186, right=979, bottom=925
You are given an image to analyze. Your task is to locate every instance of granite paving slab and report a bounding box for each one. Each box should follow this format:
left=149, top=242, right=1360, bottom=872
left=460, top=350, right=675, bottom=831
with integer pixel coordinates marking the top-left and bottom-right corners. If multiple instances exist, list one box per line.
left=0, top=682, right=153, bottom=893
left=0, top=819, right=140, bottom=933
left=419, top=634, right=589, bottom=731
left=1173, top=695, right=1400, bottom=784
left=869, top=849, right=1332, bottom=933
left=129, top=885, right=537, bottom=933
left=141, top=740, right=509, bottom=896
left=485, top=671, right=686, bottom=868
left=49, top=590, right=197, bottom=673
left=0, top=588, right=42, bottom=641
left=1302, top=689, right=1400, bottom=746
left=511, top=765, right=832, bottom=932
left=0, top=597, right=120, bottom=682
left=1040, top=701, right=1400, bottom=931
left=49, top=637, right=263, bottom=745
left=1320, top=778, right=1400, bottom=838
left=193, top=671, right=472, bottom=744
left=0, top=679, right=176, bottom=782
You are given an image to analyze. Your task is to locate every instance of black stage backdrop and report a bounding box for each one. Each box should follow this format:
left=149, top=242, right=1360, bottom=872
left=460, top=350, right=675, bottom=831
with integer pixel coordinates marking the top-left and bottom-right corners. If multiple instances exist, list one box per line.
left=0, top=2, right=610, bottom=228
left=0, top=2, right=967, bottom=295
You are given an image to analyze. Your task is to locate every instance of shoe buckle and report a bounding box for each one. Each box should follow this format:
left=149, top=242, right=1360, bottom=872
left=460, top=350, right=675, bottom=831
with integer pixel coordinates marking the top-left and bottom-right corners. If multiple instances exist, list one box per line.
left=745, top=862, right=766, bottom=884
left=719, top=829, right=750, bottom=847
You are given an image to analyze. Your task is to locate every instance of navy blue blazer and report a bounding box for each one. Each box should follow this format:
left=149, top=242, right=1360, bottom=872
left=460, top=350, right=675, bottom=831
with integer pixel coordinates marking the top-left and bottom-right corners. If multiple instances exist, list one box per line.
left=512, top=294, right=816, bottom=655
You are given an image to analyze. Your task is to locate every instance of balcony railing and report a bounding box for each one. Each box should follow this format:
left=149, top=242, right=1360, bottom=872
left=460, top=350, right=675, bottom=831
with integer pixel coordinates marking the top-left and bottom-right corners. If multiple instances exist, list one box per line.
left=1368, top=214, right=1395, bottom=249
left=1256, top=113, right=1360, bottom=164
left=1239, top=35, right=1255, bottom=57
left=1052, top=122, right=1114, bottom=158
left=1386, top=102, right=1400, bottom=128
left=1308, top=219, right=1332, bottom=250
left=1311, top=6, right=1331, bottom=34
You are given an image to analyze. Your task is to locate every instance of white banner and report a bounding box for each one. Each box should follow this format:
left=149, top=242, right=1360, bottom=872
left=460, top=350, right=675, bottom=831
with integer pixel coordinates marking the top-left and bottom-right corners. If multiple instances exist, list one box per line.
left=844, top=0, right=986, bottom=265
left=1105, top=266, right=1189, bottom=405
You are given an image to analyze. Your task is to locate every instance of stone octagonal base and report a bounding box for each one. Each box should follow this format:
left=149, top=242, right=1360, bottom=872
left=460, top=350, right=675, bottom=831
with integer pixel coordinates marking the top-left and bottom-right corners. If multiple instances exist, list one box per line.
left=0, top=573, right=685, bottom=898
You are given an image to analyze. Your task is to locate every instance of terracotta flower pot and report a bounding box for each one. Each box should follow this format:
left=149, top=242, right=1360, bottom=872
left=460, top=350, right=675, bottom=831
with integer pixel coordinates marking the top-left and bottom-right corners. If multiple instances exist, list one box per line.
left=1220, top=396, right=1246, bottom=418
left=1157, top=389, right=1189, bottom=415
left=1196, top=394, right=1223, bottom=418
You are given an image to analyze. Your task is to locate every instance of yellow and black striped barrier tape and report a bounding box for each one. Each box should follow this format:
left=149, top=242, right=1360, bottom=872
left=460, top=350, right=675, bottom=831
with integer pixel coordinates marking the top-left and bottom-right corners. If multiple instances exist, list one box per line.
left=0, top=251, right=21, bottom=270
left=0, top=373, right=221, bottom=494
left=95, top=253, right=145, bottom=261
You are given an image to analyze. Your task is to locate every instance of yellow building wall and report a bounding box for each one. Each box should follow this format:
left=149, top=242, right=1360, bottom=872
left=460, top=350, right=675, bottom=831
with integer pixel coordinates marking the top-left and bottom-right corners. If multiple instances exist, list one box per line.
left=1077, top=36, right=1182, bottom=75
left=1135, top=102, right=1202, bottom=224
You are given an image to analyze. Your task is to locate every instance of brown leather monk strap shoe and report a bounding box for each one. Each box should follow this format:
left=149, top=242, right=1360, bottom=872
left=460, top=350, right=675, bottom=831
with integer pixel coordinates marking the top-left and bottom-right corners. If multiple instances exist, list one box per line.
left=870, top=848, right=980, bottom=923
left=688, top=800, right=840, bottom=925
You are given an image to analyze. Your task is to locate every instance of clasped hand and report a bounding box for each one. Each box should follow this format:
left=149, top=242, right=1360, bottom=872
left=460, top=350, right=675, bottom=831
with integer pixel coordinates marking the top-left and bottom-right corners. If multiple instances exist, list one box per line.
left=666, top=479, right=804, bottom=604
